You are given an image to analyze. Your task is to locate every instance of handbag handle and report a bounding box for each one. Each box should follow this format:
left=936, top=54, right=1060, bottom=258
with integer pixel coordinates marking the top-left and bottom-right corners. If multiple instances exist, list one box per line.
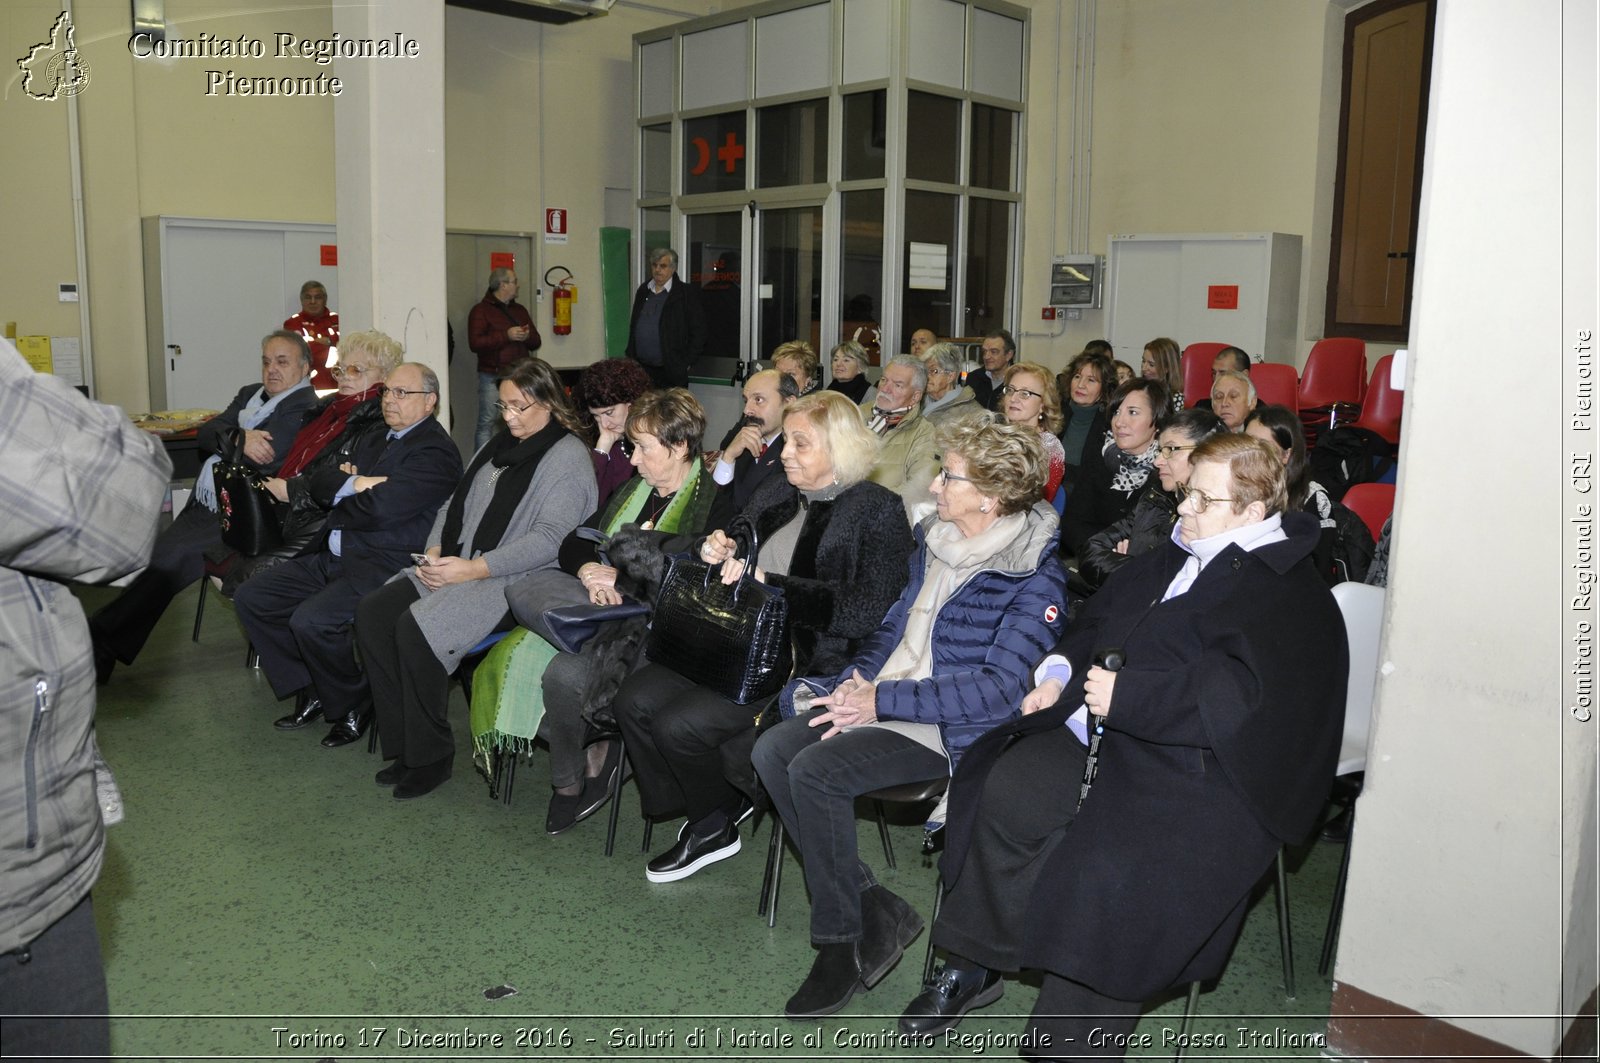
left=703, top=516, right=761, bottom=602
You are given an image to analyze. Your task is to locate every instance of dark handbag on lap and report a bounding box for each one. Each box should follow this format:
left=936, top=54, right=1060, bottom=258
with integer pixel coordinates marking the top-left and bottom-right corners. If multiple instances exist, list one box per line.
left=541, top=600, right=651, bottom=655
left=215, top=429, right=283, bottom=555
left=645, top=520, right=793, bottom=705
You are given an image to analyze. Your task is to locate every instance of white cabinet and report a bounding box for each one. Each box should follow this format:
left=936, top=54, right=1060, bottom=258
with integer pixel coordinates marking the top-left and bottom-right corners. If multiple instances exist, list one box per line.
left=1106, top=232, right=1302, bottom=364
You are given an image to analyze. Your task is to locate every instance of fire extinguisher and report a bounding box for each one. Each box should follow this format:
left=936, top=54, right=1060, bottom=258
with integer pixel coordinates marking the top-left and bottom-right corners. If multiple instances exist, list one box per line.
left=544, top=265, right=574, bottom=336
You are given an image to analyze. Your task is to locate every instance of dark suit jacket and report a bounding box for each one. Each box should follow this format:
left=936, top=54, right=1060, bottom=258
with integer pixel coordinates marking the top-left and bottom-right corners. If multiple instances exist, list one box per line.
left=195, top=382, right=318, bottom=475
left=623, top=274, right=707, bottom=386
left=308, top=417, right=463, bottom=585
left=717, top=424, right=787, bottom=515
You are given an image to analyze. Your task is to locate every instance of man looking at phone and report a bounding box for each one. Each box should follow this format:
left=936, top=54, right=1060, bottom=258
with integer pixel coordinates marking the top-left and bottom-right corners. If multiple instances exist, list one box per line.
left=234, top=362, right=462, bottom=746
left=711, top=367, right=797, bottom=513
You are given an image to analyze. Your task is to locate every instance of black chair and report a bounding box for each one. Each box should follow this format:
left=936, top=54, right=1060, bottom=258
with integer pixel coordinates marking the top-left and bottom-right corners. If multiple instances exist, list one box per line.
left=192, top=550, right=258, bottom=668
left=759, top=777, right=947, bottom=929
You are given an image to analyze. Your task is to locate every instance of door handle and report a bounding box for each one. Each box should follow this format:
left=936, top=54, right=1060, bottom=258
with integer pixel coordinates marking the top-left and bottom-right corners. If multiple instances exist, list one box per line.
left=1385, top=251, right=1411, bottom=260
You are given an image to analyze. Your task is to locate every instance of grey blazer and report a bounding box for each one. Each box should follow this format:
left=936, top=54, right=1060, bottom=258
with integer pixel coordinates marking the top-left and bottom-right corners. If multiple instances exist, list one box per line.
left=404, top=433, right=597, bottom=670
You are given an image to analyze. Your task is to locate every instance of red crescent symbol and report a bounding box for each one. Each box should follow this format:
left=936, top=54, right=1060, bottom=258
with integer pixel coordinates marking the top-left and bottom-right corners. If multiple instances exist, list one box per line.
left=690, top=137, right=711, bottom=176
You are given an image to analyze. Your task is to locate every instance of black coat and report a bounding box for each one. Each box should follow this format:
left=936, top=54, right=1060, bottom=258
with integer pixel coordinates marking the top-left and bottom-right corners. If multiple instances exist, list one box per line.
left=623, top=274, right=707, bottom=387
left=1058, top=403, right=1110, bottom=494
left=736, top=474, right=915, bottom=679
left=717, top=423, right=787, bottom=515
left=196, top=382, right=319, bottom=475
left=942, top=511, right=1346, bottom=1001
left=1076, top=481, right=1177, bottom=590
left=1060, top=440, right=1151, bottom=559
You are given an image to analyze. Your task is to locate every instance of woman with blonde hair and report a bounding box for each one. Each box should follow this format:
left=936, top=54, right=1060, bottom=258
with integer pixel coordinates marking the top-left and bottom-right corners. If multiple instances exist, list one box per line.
left=1141, top=337, right=1184, bottom=411
left=753, top=415, right=1068, bottom=1019
left=772, top=340, right=822, bottom=397
left=610, top=389, right=915, bottom=884
left=1000, top=361, right=1067, bottom=500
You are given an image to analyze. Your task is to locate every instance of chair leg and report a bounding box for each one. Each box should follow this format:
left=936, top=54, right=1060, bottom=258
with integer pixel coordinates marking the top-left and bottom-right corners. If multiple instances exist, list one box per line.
left=765, top=818, right=786, bottom=929
left=1274, top=847, right=1295, bottom=1000
left=245, top=644, right=259, bottom=669
left=1319, top=804, right=1356, bottom=976
left=758, top=816, right=780, bottom=919
left=500, top=751, right=517, bottom=807
left=922, top=877, right=944, bottom=984
left=1174, top=981, right=1202, bottom=1060
left=875, top=799, right=896, bottom=870
left=641, top=818, right=653, bottom=852
left=604, top=739, right=628, bottom=858
left=192, top=580, right=206, bottom=642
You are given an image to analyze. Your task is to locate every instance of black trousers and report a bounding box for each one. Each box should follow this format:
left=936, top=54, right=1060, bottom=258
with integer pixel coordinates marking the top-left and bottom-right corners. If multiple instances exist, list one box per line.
left=90, top=503, right=219, bottom=664
left=933, top=726, right=1087, bottom=971
left=233, top=551, right=375, bottom=715
left=612, top=662, right=754, bottom=823
left=0, top=894, right=110, bottom=1060
left=357, top=579, right=454, bottom=769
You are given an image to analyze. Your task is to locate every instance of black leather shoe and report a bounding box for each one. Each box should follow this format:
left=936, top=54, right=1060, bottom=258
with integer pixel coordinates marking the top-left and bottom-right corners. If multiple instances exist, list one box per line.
left=545, top=788, right=588, bottom=835
left=785, top=943, right=862, bottom=1019
left=859, top=884, right=925, bottom=987
left=897, top=963, right=1004, bottom=1036
left=274, top=692, right=324, bottom=730
left=320, top=708, right=372, bottom=748
left=645, top=819, right=741, bottom=883
left=393, top=757, right=452, bottom=800
left=375, top=761, right=406, bottom=786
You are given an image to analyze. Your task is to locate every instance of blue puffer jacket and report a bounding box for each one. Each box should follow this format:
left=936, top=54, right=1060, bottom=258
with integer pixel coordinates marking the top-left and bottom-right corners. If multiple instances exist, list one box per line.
left=782, top=501, right=1068, bottom=771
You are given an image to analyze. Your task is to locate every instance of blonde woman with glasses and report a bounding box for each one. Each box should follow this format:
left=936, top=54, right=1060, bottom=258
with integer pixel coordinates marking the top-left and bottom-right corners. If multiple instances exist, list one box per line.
left=1000, top=361, right=1066, bottom=500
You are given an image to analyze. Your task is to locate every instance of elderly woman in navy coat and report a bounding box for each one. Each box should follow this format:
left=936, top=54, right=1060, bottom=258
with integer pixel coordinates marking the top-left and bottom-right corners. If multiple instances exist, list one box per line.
left=895, top=433, right=1346, bottom=1060
left=752, top=415, right=1068, bottom=1021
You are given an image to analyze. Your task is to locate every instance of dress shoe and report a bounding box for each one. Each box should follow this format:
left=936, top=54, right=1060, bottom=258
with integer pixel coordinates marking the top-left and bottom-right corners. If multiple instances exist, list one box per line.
left=898, top=963, right=1004, bottom=1036
left=320, top=708, right=372, bottom=748
left=273, top=692, right=324, bottom=730
left=393, top=757, right=452, bottom=800
left=858, top=884, right=925, bottom=987
left=375, top=761, right=406, bottom=786
left=785, top=942, right=862, bottom=1019
left=644, top=818, right=741, bottom=883
left=545, top=788, right=588, bottom=835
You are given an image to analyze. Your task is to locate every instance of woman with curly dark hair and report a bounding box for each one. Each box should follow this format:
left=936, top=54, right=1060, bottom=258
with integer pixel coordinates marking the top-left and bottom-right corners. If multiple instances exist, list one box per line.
left=573, top=358, right=655, bottom=507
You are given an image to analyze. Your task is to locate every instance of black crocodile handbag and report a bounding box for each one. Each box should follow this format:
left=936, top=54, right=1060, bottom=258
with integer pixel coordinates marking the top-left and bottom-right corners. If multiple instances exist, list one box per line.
left=215, top=429, right=283, bottom=555
left=645, top=521, right=792, bottom=705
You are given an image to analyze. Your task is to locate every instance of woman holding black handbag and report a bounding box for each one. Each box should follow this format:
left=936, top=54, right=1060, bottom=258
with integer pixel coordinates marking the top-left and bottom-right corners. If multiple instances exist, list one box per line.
left=611, top=390, right=915, bottom=884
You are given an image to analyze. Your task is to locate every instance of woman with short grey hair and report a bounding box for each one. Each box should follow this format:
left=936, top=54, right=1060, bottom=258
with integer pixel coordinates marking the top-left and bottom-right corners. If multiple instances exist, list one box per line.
left=921, top=342, right=981, bottom=426
left=826, top=341, right=874, bottom=405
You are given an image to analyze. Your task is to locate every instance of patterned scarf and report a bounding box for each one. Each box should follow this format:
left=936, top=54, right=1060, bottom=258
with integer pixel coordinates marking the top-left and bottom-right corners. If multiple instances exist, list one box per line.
left=866, top=405, right=913, bottom=436
left=1106, top=436, right=1161, bottom=493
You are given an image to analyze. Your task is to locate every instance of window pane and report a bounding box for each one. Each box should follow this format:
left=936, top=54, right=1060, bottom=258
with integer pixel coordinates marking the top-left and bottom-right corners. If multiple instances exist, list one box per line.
left=840, top=190, right=884, bottom=364
left=906, top=92, right=961, bottom=184
left=842, top=90, right=886, bottom=181
left=758, top=206, right=823, bottom=360
left=969, top=105, right=1016, bottom=191
left=757, top=99, right=828, bottom=188
left=642, top=124, right=671, bottom=198
left=685, top=212, right=743, bottom=362
left=640, top=208, right=672, bottom=271
left=902, top=191, right=958, bottom=340
left=964, top=198, right=1013, bottom=337
left=683, top=112, right=748, bottom=195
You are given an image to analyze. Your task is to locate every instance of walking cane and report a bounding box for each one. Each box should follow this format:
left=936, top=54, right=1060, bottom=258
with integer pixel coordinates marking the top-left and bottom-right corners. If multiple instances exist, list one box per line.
left=1076, top=647, right=1123, bottom=808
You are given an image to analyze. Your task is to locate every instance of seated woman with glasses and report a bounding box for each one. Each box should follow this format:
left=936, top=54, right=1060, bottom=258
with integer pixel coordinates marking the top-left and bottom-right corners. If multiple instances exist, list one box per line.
left=897, top=433, right=1344, bottom=1054
left=223, top=329, right=404, bottom=595
left=1060, top=378, right=1167, bottom=560
left=479, top=388, right=730, bottom=834
left=353, top=358, right=597, bottom=799
left=1077, top=407, right=1226, bottom=591
left=999, top=361, right=1067, bottom=501
left=610, top=390, right=915, bottom=884
left=752, top=415, right=1067, bottom=1020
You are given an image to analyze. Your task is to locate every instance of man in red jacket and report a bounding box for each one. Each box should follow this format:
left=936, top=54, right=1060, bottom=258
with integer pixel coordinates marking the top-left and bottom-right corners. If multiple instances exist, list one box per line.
left=468, top=267, right=540, bottom=449
left=284, top=279, right=339, bottom=390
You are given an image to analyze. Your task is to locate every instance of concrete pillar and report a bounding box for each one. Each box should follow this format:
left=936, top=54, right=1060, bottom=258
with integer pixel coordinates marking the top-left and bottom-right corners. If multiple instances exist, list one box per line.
left=333, top=0, right=449, bottom=423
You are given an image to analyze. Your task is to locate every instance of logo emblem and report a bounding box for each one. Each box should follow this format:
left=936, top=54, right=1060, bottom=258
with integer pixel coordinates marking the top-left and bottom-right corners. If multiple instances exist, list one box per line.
left=18, top=13, right=92, bottom=101
left=1044, top=604, right=1059, bottom=623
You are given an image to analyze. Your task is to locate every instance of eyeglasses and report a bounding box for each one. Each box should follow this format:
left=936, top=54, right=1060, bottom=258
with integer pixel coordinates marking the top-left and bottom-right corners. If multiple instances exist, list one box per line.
left=1177, top=485, right=1234, bottom=513
left=329, top=364, right=372, bottom=378
left=1156, top=443, right=1197, bottom=458
left=496, top=398, right=543, bottom=415
left=1000, top=384, right=1043, bottom=401
left=380, top=385, right=434, bottom=401
left=935, top=469, right=975, bottom=486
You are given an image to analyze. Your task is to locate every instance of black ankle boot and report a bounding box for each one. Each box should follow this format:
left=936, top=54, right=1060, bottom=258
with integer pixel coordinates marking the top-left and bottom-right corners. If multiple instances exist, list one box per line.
left=859, top=885, right=925, bottom=987
left=785, top=942, right=862, bottom=1019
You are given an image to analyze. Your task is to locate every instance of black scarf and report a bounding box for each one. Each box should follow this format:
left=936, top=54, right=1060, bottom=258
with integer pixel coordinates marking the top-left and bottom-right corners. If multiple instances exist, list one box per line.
left=440, top=419, right=568, bottom=558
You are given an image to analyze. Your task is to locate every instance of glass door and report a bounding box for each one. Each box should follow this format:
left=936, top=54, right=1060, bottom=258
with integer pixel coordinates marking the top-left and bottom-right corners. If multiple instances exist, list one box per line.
left=756, top=204, right=824, bottom=361
left=684, top=210, right=749, bottom=370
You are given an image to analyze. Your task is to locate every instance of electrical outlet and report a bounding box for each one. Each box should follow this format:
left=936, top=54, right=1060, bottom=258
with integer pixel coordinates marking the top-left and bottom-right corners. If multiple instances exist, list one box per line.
left=1041, top=307, right=1056, bottom=320
left=1065, top=308, right=1083, bottom=321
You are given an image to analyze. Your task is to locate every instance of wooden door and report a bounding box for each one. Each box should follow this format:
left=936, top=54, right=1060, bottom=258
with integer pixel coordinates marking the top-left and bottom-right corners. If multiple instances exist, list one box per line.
left=1326, top=0, right=1434, bottom=340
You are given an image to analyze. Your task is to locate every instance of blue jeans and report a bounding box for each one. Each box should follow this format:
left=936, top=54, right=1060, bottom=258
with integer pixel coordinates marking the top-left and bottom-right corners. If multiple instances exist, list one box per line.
left=752, top=709, right=947, bottom=944
left=475, top=371, right=500, bottom=451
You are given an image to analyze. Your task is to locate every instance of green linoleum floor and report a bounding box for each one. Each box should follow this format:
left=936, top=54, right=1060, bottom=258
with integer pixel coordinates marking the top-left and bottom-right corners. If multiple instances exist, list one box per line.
left=80, top=582, right=1347, bottom=1061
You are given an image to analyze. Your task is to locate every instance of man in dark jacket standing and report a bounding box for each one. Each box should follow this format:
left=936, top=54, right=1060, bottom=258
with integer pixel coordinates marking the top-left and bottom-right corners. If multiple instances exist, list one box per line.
left=234, top=362, right=463, bottom=747
left=90, top=330, right=318, bottom=682
left=624, top=248, right=706, bottom=388
left=1, top=338, right=171, bottom=1057
left=468, top=267, right=539, bottom=449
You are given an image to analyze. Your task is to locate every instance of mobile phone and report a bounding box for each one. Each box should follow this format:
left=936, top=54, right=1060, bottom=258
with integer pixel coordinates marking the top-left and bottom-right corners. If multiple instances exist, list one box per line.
left=411, top=553, right=432, bottom=567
